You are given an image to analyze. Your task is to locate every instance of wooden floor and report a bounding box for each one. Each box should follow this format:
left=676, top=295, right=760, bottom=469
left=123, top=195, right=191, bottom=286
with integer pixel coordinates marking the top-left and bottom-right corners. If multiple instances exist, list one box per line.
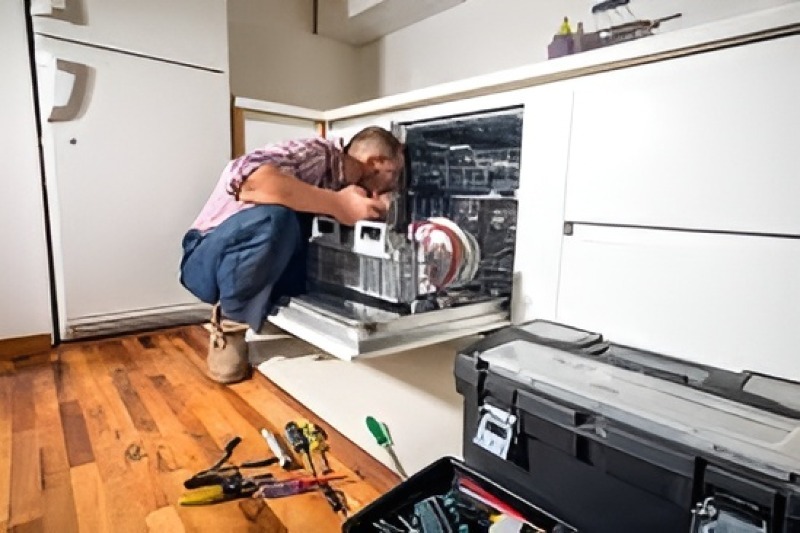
left=0, top=326, right=399, bottom=532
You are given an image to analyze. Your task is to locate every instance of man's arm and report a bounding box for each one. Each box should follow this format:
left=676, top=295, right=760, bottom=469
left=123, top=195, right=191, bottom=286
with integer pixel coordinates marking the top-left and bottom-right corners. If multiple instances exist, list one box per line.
left=237, top=164, right=386, bottom=225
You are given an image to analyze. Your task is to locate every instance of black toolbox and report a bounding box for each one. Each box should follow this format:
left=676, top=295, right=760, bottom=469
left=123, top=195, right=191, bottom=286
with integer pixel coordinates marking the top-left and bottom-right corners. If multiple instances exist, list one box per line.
left=344, top=320, right=800, bottom=532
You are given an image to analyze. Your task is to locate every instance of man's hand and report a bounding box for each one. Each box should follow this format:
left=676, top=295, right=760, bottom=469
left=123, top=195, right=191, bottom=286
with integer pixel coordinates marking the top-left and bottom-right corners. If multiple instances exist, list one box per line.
left=333, top=185, right=387, bottom=226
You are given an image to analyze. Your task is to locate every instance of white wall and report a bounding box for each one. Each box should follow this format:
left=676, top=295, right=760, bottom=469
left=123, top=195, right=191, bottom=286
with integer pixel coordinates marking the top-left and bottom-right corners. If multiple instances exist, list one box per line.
left=360, top=0, right=798, bottom=97
left=0, top=2, right=53, bottom=339
left=228, top=0, right=368, bottom=109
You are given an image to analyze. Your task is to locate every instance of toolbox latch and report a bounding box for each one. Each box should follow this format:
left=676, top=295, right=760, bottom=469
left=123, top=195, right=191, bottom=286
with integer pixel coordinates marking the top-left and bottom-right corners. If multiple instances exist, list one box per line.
left=690, top=496, right=768, bottom=532
left=472, top=404, right=517, bottom=459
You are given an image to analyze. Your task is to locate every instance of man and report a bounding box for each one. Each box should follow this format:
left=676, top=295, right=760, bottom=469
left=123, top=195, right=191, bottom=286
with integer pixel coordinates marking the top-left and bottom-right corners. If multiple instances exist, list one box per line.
left=180, top=127, right=403, bottom=383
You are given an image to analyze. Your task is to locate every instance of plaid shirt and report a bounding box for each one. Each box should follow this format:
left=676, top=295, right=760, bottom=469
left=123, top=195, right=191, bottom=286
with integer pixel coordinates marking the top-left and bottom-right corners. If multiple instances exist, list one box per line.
left=190, top=137, right=346, bottom=233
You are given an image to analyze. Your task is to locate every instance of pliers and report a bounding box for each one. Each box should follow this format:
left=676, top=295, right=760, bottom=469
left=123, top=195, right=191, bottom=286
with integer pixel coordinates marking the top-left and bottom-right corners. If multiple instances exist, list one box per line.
left=180, top=436, right=278, bottom=505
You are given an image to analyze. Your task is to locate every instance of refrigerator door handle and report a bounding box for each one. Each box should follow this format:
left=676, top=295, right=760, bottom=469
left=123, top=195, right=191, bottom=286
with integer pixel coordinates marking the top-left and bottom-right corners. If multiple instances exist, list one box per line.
left=35, top=50, right=91, bottom=123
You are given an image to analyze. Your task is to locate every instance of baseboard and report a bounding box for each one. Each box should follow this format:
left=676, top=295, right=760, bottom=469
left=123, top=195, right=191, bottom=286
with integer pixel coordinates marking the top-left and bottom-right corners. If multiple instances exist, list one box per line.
left=0, top=334, right=52, bottom=361
left=65, top=303, right=212, bottom=340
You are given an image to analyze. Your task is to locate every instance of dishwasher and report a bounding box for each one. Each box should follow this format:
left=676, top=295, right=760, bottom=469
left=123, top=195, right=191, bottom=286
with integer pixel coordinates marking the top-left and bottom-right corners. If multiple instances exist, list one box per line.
left=268, top=107, right=524, bottom=360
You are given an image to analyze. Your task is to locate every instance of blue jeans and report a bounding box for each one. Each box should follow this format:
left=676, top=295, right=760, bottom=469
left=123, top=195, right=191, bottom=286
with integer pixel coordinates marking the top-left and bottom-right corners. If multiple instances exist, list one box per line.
left=180, top=205, right=311, bottom=331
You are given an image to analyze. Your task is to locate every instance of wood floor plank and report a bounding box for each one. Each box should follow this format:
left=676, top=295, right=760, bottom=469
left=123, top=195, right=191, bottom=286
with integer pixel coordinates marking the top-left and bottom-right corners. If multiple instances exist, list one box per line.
left=121, top=338, right=162, bottom=379
left=32, top=364, right=71, bottom=476
left=145, top=506, right=185, bottom=533
left=148, top=374, right=222, bottom=463
left=110, top=367, right=159, bottom=434
left=52, top=351, right=79, bottom=404
left=12, top=369, right=36, bottom=433
left=9, top=429, right=43, bottom=527
left=31, top=364, right=80, bottom=533
left=70, top=463, right=110, bottom=533
left=59, top=402, right=94, bottom=468
left=10, top=517, right=44, bottom=533
left=0, top=373, right=13, bottom=531
left=41, top=470, right=79, bottom=533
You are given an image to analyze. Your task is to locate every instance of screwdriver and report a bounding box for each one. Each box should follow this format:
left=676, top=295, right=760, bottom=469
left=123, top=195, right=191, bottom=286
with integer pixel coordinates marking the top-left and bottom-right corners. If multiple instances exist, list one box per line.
left=366, top=416, right=408, bottom=479
left=254, top=474, right=344, bottom=499
left=285, top=421, right=317, bottom=477
left=260, top=428, right=292, bottom=470
left=300, top=420, right=332, bottom=474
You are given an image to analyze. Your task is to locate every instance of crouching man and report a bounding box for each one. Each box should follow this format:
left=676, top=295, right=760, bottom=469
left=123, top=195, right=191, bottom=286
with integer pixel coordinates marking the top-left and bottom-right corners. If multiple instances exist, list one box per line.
left=180, top=127, right=403, bottom=383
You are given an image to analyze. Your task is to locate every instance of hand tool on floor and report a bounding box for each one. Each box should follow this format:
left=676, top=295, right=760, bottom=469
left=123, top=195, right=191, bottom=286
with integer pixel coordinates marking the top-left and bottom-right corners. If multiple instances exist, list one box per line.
left=184, top=435, right=278, bottom=490
left=285, top=421, right=317, bottom=477
left=287, top=420, right=349, bottom=516
left=366, top=416, right=408, bottom=479
left=261, top=428, right=293, bottom=470
left=253, top=474, right=345, bottom=499
left=320, top=482, right=349, bottom=518
left=179, top=472, right=274, bottom=505
left=299, top=420, right=332, bottom=474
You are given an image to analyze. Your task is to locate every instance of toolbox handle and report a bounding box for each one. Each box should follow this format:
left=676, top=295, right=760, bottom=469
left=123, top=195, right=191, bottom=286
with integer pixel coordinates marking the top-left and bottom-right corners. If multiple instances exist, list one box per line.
left=517, top=389, right=588, bottom=428
left=517, top=390, right=697, bottom=485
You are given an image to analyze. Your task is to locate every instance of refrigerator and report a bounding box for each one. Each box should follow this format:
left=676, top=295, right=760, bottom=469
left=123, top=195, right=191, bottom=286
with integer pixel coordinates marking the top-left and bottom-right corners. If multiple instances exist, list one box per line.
left=29, top=0, right=232, bottom=340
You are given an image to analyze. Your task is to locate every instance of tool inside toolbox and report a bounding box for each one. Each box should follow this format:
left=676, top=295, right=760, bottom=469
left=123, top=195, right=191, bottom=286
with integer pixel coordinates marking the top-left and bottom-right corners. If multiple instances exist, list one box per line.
left=344, top=457, right=575, bottom=533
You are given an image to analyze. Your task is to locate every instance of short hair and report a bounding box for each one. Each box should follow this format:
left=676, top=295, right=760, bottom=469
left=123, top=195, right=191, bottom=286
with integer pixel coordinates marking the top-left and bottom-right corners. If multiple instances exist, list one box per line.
left=344, top=126, right=403, bottom=160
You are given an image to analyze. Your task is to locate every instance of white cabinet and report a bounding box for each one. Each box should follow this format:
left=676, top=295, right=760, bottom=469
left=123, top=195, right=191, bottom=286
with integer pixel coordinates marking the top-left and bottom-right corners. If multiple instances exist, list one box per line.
left=511, top=83, right=574, bottom=325
left=0, top=1, right=53, bottom=340
left=556, top=224, right=800, bottom=380
left=565, top=34, right=800, bottom=236
left=538, top=33, right=800, bottom=381
left=31, top=0, right=228, bottom=71
left=37, top=35, right=230, bottom=337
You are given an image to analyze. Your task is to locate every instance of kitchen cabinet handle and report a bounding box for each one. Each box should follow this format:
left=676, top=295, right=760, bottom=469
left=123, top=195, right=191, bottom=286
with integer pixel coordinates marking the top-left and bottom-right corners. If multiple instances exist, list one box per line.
left=30, top=0, right=65, bottom=16
left=35, top=50, right=91, bottom=123
left=30, top=0, right=86, bottom=25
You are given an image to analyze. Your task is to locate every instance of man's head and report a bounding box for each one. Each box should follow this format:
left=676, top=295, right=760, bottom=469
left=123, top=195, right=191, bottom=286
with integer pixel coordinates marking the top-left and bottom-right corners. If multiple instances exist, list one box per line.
left=343, top=126, right=404, bottom=195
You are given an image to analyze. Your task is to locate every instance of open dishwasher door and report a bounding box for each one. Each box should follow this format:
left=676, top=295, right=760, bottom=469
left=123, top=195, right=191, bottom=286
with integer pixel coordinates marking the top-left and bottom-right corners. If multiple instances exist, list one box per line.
left=269, top=107, right=524, bottom=360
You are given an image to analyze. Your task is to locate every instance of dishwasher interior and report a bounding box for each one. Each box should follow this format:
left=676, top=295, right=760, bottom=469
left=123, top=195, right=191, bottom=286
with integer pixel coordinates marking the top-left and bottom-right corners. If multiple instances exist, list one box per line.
left=270, top=107, right=524, bottom=358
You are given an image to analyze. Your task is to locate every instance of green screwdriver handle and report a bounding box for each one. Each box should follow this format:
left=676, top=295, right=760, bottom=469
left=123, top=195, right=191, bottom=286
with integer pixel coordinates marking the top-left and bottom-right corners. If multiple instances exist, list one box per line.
left=366, top=416, right=393, bottom=447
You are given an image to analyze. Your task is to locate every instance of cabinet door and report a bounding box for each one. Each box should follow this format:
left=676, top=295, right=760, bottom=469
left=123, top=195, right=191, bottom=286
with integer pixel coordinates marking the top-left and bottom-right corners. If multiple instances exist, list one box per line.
left=36, top=36, right=230, bottom=338
left=565, top=34, right=800, bottom=236
left=556, top=224, right=800, bottom=381
left=32, top=0, right=227, bottom=71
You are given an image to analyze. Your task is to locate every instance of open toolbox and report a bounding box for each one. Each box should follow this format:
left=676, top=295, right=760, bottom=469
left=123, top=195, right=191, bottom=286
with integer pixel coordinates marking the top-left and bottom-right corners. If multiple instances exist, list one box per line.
left=345, top=320, right=800, bottom=532
left=344, top=456, right=572, bottom=532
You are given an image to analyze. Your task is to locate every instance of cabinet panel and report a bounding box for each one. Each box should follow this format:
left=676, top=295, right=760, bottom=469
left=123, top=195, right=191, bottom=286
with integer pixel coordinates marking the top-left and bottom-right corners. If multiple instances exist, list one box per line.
left=511, top=83, right=574, bottom=324
left=566, top=34, right=800, bottom=236
left=556, top=224, right=800, bottom=381
left=32, top=0, right=227, bottom=71
left=37, top=37, right=230, bottom=334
